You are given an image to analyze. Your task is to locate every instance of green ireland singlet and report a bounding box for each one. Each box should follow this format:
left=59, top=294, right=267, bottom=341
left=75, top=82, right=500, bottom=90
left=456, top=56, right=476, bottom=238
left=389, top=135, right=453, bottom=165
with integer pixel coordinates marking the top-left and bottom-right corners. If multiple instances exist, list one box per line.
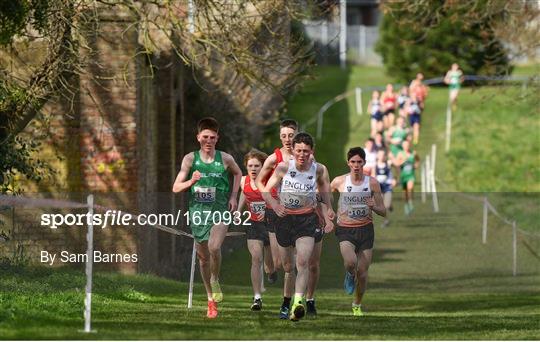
left=448, top=70, right=462, bottom=90
left=188, top=150, right=230, bottom=242
left=390, top=128, right=408, bottom=156
left=400, top=152, right=416, bottom=185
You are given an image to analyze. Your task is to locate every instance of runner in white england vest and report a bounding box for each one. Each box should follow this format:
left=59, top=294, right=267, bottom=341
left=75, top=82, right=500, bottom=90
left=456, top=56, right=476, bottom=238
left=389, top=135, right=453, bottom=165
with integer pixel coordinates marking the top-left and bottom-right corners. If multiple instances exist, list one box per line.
left=262, top=132, right=334, bottom=322
left=331, top=147, right=386, bottom=318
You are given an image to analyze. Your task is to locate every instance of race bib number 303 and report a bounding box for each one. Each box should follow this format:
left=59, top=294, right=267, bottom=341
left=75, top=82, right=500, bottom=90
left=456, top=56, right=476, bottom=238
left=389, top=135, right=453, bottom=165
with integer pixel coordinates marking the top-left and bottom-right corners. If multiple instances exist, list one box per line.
left=194, top=186, right=216, bottom=203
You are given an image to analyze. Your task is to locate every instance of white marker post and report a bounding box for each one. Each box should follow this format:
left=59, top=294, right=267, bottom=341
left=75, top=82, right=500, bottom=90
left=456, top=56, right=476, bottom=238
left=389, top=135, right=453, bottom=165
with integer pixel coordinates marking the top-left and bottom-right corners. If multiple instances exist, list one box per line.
left=430, top=166, right=439, bottom=213
left=421, top=162, right=426, bottom=203
left=339, top=0, right=346, bottom=69
left=431, top=144, right=437, bottom=175
left=482, top=197, right=488, bottom=244
left=355, top=87, right=363, bottom=115
left=445, top=104, right=452, bottom=153
left=512, top=221, right=517, bottom=276
left=187, top=239, right=197, bottom=309
left=83, top=194, right=95, bottom=333
left=425, top=156, right=432, bottom=194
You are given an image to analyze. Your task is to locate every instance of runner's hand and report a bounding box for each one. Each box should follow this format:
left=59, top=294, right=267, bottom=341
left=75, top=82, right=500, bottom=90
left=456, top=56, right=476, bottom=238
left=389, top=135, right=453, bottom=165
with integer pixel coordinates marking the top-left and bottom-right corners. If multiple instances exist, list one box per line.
left=366, top=197, right=375, bottom=209
left=256, top=213, right=265, bottom=221
left=190, top=171, right=201, bottom=185
left=229, top=197, right=238, bottom=212
left=324, top=220, right=334, bottom=233
left=326, top=208, right=336, bottom=221
left=273, top=203, right=286, bottom=217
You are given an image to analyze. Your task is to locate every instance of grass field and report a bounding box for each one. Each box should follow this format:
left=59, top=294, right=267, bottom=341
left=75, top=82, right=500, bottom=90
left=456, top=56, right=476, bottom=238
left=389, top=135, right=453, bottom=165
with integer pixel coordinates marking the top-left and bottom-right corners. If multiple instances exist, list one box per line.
left=1, top=65, right=539, bottom=340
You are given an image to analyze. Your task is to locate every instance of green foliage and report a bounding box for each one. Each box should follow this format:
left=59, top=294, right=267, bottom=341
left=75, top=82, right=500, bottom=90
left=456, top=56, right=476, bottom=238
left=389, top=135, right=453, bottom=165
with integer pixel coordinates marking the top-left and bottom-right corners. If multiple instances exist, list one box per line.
left=376, top=2, right=512, bottom=82
left=0, top=136, right=54, bottom=194
left=0, top=78, right=54, bottom=194
left=0, top=0, right=50, bottom=45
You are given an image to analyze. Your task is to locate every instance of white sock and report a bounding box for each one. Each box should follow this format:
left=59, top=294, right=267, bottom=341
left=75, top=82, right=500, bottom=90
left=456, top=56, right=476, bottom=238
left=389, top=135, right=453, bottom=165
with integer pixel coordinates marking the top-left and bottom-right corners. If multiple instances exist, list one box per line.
left=352, top=303, right=361, bottom=307
left=254, top=293, right=261, bottom=300
left=208, top=296, right=213, bottom=301
left=306, top=298, right=314, bottom=302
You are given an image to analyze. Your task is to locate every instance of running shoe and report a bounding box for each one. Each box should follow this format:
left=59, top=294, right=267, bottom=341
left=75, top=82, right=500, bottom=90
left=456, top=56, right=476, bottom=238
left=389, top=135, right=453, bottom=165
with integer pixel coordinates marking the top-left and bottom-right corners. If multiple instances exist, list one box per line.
left=279, top=304, right=290, bottom=319
left=404, top=203, right=410, bottom=216
left=211, top=280, right=223, bottom=302
left=306, top=299, right=317, bottom=316
left=267, top=271, right=278, bottom=284
left=344, top=271, right=355, bottom=295
left=251, top=297, right=262, bottom=311
left=352, top=304, right=364, bottom=317
left=207, top=300, right=218, bottom=319
left=290, top=297, right=305, bottom=321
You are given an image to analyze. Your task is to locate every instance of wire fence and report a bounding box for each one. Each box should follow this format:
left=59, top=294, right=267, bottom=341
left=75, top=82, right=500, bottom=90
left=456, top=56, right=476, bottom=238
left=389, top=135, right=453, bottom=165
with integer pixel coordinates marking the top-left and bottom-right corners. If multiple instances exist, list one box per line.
left=0, top=194, right=247, bottom=333
left=304, top=75, right=540, bottom=277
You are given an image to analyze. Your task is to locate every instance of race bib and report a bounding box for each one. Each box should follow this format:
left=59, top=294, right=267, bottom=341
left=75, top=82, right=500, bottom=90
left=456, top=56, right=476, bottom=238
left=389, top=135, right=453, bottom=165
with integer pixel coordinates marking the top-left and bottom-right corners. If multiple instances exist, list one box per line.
left=193, top=186, right=216, bottom=203
left=347, top=204, right=369, bottom=219
left=403, top=164, right=413, bottom=173
left=376, top=174, right=388, bottom=183
left=280, top=192, right=313, bottom=209
left=249, top=201, right=266, bottom=217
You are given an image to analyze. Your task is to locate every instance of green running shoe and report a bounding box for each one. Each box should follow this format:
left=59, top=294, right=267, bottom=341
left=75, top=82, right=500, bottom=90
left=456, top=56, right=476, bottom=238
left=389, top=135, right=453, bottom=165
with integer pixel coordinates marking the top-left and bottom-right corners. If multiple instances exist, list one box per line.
left=290, top=296, right=305, bottom=321
left=352, top=304, right=364, bottom=317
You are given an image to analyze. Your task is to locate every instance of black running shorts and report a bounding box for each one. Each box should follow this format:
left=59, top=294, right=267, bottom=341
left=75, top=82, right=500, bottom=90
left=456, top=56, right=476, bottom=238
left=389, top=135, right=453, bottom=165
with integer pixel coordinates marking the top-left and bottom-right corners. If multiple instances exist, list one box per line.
left=265, top=208, right=278, bottom=233
left=335, top=223, right=374, bottom=253
left=246, top=220, right=270, bottom=246
left=314, top=225, right=324, bottom=243
left=275, top=212, right=318, bottom=248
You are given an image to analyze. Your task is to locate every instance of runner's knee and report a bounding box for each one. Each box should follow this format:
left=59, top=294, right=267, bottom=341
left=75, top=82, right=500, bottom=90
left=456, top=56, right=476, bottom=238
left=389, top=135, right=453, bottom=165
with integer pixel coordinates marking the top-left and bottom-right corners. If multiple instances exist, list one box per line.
left=208, top=244, right=221, bottom=256
left=282, top=260, right=294, bottom=273
left=309, top=261, right=319, bottom=274
left=344, top=259, right=356, bottom=272
left=251, top=254, right=263, bottom=266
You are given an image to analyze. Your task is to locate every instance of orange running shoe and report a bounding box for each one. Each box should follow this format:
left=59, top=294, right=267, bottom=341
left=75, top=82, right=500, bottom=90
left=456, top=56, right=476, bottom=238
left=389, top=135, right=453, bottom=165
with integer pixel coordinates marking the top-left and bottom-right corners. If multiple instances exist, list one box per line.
left=207, top=300, right=218, bottom=319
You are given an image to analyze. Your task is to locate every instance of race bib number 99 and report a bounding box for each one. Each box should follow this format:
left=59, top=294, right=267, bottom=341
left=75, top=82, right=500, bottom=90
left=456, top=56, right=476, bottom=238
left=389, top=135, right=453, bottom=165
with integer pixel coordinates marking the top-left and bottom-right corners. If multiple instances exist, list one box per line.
left=194, top=186, right=216, bottom=203
left=348, top=204, right=369, bottom=219
left=281, top=193, right=309, bottom=209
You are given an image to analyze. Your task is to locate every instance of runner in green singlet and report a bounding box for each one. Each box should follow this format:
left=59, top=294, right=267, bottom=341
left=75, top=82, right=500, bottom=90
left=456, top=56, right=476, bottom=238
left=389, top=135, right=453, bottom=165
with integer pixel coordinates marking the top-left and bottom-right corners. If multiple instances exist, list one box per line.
left=444, top=63, right=464, bottom=111
left=395, top=140, right=419, bottom=216
left=386, top=116, right=409, bottom=164
left=172, top=117, right=242, bottom=318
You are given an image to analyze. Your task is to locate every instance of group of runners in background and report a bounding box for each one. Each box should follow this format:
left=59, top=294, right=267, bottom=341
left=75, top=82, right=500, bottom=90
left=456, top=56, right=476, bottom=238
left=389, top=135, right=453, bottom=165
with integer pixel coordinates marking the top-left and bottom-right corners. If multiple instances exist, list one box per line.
left=171, top=64, right=464, bottom=321
left=366, top=73, right=426, bottom=216
left=364, top=64, right=463, bottom=217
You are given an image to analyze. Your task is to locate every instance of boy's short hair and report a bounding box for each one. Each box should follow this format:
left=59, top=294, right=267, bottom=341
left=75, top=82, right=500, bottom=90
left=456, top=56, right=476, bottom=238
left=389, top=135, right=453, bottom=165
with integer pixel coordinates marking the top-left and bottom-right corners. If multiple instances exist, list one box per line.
left=347, top=147, right=366, bottom=161
left=198, top=117, right=219, bottom=133
left=280, top=119, right=298, bottom=131
left=244, top=149, right=268, bottom=166
left=292, top=132, right=314, bottom=149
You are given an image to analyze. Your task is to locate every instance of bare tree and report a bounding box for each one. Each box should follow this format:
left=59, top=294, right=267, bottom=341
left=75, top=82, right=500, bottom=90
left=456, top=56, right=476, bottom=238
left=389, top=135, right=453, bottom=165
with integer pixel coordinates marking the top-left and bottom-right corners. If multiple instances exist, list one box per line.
left=0, top=0, right=316, bottom=145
